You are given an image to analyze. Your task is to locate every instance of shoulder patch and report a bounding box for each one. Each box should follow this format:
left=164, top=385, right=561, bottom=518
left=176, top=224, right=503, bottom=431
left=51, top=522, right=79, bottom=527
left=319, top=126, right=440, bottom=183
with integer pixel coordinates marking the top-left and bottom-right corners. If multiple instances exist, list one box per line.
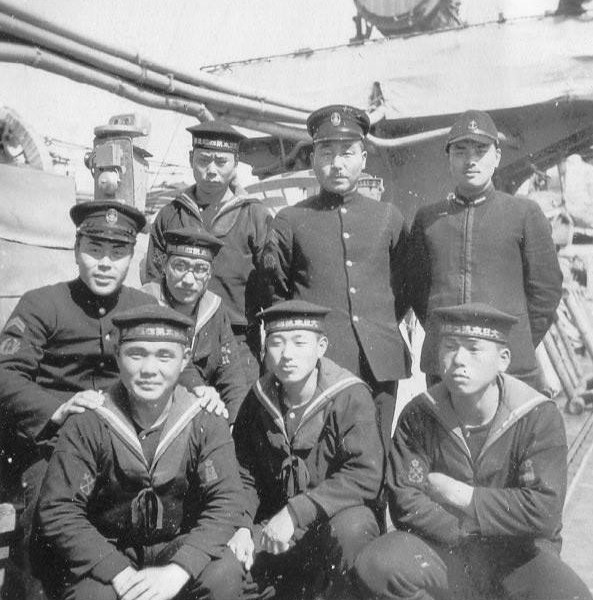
left=80, top=472, right=96, bottom=496
left=407, top=458, right=426, bottom=485
left=203, top=459, right=219, bottom=483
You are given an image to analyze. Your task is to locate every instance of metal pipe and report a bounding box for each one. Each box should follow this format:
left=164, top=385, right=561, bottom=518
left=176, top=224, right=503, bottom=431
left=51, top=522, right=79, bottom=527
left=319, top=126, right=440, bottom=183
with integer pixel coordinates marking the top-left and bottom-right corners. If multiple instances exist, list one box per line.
left=0, top=0, right=313, bottom=113
left=0, top=43, right=311, bottom=141
left=0, top=14, right=308, bottom=124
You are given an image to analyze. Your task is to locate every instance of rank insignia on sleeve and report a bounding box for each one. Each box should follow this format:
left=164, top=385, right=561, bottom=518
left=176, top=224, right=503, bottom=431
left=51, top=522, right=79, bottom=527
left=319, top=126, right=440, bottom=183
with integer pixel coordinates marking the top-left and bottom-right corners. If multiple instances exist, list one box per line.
left=408, top=459, right=425, bottom=484
left=3, top=316, right=26, bottom=334
left=520, top=459, right=536, bottom=484
left=0, top=337, right=21, bottom=355
left=221, top=343, right=231, bottom=366
left=80, top=472, right=96, bottom=496
left=204, top=459, right=219, bottom=483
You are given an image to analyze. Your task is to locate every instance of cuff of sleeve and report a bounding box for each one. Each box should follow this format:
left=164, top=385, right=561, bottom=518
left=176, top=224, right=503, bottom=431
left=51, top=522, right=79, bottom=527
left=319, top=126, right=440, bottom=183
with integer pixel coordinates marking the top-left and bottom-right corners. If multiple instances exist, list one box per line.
left=172, top=546, right=211, bottom=580
left=287, top=494, right=320, bottom=530
left=178, top=368, right=205, bottom=390
left=90, top=551, right=132, bottom=584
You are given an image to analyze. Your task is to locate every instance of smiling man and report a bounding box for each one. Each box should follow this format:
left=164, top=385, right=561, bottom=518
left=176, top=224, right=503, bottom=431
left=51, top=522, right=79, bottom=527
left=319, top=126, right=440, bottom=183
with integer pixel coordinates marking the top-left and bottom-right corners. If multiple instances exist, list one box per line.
left=35, top=304, right=245, bottom=600
left=229, top=300, right=383, bottom=600
left=405, top=109, right=562, bottom=390
left=146, top=121, right=271, bottom=386
left=355, top=302, right=591, bottom=600
left=143, top=227, right=249, bottom=425
left=260, top=104, right=410, bottom=448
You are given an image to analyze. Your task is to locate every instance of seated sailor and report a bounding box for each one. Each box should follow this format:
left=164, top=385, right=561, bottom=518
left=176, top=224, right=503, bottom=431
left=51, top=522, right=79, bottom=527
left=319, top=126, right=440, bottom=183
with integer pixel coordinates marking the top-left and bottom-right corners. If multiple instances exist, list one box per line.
left=355, top=302, right=592, bottom=600
left=143, top=227, right=249, bottom=425
left=229, top=300, right=383, bottom=600
left=34, top=304, right=245, bottom=600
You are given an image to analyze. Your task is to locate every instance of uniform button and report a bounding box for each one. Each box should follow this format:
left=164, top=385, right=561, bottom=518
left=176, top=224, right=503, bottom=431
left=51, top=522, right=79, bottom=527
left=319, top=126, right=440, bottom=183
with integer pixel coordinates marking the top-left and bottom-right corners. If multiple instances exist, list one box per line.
left=346, top=260, right=353, bottom=267
left=352, top=315, right=359, bottom=323
left=105, top=333, right=110, bottom=341
left=340, top=207, right=347, bottom=214
left=350, top=287, right=356, bottom=294
left=99, top=361, right=105, bottom=369
left=98, top=307, right=106, bottom=316
left=140, top=434, right=146, bottom=440
left=288, top=412, right=295, bottom=419
left=343, top=232, right=350, bottom=239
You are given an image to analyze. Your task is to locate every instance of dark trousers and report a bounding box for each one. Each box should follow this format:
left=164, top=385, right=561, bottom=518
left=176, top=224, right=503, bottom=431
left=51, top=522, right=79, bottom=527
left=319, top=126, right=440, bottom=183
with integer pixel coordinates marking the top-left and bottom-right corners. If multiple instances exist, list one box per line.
left=243, top=506, right=379, bottom=600
left=354, top=531, right=592, bottom=600
left=56, top=547, right=242, bottom=600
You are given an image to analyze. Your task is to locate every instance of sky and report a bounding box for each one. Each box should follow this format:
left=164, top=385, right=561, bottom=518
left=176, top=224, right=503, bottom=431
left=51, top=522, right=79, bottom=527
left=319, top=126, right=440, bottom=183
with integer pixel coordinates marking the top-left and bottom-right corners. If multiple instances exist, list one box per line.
left=0, top=0, right=559, bottom=192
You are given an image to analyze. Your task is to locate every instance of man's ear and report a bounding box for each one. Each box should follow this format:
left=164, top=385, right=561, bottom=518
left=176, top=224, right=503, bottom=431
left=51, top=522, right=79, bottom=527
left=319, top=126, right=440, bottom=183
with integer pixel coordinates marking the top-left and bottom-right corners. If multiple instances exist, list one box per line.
left=498, top=346, right=511, bottom=373
left=181, top=346, right=192, bottom=371
left=317, top=335, right=329, bottom=358
left=188, top=149, right=194, bottom=166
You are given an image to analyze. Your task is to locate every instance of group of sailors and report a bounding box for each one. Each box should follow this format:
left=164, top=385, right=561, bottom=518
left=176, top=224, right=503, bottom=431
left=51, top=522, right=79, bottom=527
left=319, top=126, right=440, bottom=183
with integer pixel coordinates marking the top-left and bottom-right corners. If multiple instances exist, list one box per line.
left=0, top=104, right=590, bottom=600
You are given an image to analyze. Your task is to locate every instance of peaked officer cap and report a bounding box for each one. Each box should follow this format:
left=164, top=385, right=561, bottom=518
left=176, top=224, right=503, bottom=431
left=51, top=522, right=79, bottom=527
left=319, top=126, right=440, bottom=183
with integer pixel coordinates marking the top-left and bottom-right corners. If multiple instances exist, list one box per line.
left=307, top=105, right=370, bottom=143
left=113, top=304, right=194, bottom=344
left=446, top=110, right=499, bottom=151
left=164, top=227, right=224, bottom=263
left=433, top=302, right=518, bottom=344
left=186, top=120, right=246, bottom=152
left=70, top=200, right=146, bottom=244
left=258, top=300, right=331, bottom=334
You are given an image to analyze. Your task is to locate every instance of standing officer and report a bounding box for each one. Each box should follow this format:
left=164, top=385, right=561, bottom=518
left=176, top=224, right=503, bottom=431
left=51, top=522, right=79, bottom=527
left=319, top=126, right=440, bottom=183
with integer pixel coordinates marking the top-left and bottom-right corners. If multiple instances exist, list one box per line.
left=145, top=121, right=272, bottom=386
left=0, top=201, right=155, bottom=596
left=405, top=109, right=562, bottom=390
left=143, top=228, right=249, bottom=425
left=260, top=105, right=410, bottom=446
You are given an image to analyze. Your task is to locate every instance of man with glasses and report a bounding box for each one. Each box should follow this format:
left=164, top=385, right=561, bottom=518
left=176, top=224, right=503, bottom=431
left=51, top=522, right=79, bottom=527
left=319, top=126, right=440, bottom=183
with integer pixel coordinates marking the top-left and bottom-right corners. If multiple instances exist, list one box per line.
left=146, top=121, right=271, bottom=387
left=143, top=227, right=249, bottom=425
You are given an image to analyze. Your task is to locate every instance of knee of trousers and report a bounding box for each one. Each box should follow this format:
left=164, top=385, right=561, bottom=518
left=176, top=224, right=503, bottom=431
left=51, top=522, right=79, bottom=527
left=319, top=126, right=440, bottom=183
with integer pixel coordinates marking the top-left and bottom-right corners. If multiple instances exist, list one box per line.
left=62, top=577, right=118, bottom=600
left=327, top=506, right=380, bottom=569
left=190, top=549, right=244, bottom=600
left=354, top=532, right=440, bottom=599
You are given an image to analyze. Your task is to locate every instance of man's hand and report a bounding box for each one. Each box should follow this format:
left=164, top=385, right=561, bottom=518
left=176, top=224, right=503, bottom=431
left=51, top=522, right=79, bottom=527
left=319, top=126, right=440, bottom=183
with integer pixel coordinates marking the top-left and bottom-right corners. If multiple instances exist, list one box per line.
left=427, top=472, right=474, bottom=514
left=260, top=506, right=295, bottom=555
left=192, top=386, right=229, bottom=419
left=227, top=527, right=255, bottom=570
left=50, top=390, right=104, bottom=426
left=112, top=564, right=190, bottom=600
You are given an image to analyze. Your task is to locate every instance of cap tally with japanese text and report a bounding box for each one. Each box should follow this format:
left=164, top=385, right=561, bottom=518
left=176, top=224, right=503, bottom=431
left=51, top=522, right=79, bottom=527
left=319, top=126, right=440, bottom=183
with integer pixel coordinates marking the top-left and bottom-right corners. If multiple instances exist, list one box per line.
left=164, top=227, right=223, bottom=263
left=112, top=305, right=194, bottom=345
left=70, top=200, right=146, bottom=243
left=307, top=104, right=370, bottom=143
left=433, top=302, right=518, bottom=344
left=186, top=120, right=246, bottom=153
left=258, top=300, right=331, bottom=334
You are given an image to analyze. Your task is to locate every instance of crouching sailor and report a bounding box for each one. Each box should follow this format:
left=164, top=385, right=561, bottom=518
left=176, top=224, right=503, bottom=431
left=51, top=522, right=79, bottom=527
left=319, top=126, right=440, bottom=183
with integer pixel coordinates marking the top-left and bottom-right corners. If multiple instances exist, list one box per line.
left=34, top=305, right=245, bottom=600
left=229, top=300, right=383, bottom=600
left=355, top=302, right=592, bottom=600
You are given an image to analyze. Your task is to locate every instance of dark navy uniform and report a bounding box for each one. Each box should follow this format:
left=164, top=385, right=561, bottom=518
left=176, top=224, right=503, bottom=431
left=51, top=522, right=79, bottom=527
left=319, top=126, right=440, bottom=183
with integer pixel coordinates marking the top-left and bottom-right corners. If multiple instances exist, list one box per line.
left=145, top=121, right=272, bottom=385
left=260, top=105, right=410, bottom=445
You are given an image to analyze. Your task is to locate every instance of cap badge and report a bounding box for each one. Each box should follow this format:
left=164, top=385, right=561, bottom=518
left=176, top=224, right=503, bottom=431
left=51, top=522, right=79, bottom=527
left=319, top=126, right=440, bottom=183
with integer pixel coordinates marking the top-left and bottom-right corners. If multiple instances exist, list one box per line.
left=330, top=112, right=342, bottom=127
left=105, top=208, right=118, bottom=224
left=468, top=119, right=478, bottom=132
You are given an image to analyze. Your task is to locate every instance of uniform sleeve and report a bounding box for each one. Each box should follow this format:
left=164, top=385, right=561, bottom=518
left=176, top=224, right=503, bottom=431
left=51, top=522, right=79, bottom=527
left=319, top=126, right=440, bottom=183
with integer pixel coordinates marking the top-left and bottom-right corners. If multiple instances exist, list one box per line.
left=404, top=210, right=432, bottom=324
left=211, top=309, right=250, bottom=426
left=145, top=209, right=170, bottom=282
left=388, top=204, right=411, bottom=321
left=232, top=392, right=262, bottom=526
left=288, top=386, right=384, bottom=530
left=258, top=211, right=295, bottom=307
left=37, top=415, right=132, bottom=584
left=521, top=202, right=563, bottom=346
left=471, top=402, right=566, bottom=539
left=0, top=292, right=65, bottom=446
left=388, top=406, right=466, bottom=546
left=171, top=414, right=245, bottom=578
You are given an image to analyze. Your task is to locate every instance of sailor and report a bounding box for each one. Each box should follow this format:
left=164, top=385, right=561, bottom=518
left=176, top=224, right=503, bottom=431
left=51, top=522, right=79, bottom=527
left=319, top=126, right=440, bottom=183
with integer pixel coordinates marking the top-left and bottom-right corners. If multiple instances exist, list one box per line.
left=145, top=120, right=272, bottom=386
left=142, top=227, right=249, bottom=425
left=229, top=300, right=383, bottom=600
left=259, top=104, right=410, bottom=447
left=34, top=304, right=245, bottom=600
left=405, top=109, right=562, bottom=390
left=355, top=302, right=592, bottom=600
